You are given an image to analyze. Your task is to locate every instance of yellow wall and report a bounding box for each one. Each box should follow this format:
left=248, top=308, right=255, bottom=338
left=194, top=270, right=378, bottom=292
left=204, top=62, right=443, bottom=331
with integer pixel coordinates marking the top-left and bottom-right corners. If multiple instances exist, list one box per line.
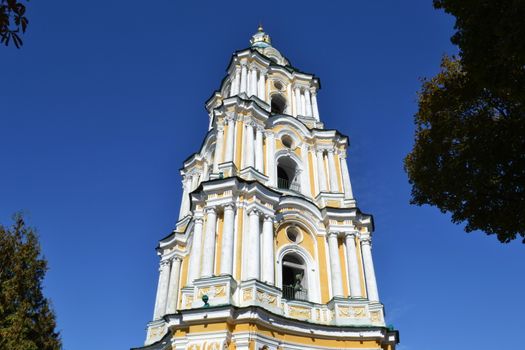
left=169, top=321, right=383, bottom=349
left=214, top=213, right=224, bottom=275
left=334, top=153, right=343, bottom=192
left=235, top=120, right=243, bottom=167
left=178, top=254, right=190, bottom=309
left=234, top=206, right=244, bottom=281
left=355, top=236, right=367, bottom=298
left=275, top=225, right=315, bottom=259
left=308, top=150, right=316, bottom=196
left=338, top=237, right=350, bottom=297
left=316, top=236, right=331, bottom=303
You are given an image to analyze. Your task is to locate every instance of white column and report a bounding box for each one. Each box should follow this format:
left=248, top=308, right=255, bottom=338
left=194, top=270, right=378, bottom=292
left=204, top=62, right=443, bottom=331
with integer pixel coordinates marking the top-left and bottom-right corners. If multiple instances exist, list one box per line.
left=327, top=149, right=339, bottom=192
left=165, top=257, right=182, bottom=314
left=286, top=83, right=292, bottom=115
left=361, top=236, right=379, bottom=302
left=257, top=70, right=265, bottom=100
left=316, top=149, right=328, bottom=192
left=244, top=122, right=255, bottom=169
left=187, top=218, right=204, bottom=284
left=340, top=152, right=355, bottom=199
left=153, top=259, right=171, bottom=319
left=310, top=148, right=319, bottom=195
left=213, top=123, right=224, bottom=173
left=261, top=215, right=274, bottom=285
left=294, top=87, right=301, bottom=116
left=255, top=126, right=264, bottom=172
left=246, top=67, right=252, bottom=96
left=311, top=89, right=320, bottom=121
left=224, top=117, right=235, bottom=163
left=231, top=68, right=241, bottom=95
left=250, top=67, right=257, bottom=97
left=245, top=209, right=261, bottom=280
left=191, top=173, right=199, bottom=191
left=220, top=204, right=235, bottom=275
left=179, top=176, right=191, bottom=219
left=266, top=132, right=276, bottom=186
left=300, top=90, right=306, bottom=116
left=202, top=161, right=209, bottom=181
left=344, top=232, right=362, bottom=297
left=240, top=117, right=246, bottom=168
left=201, top=207, right=218, bottom=277
left=240, top=64, right=247, bottom=94
left=327, top=232, right=344, bottom=297
left=305, top=88, right=312, bottom=117
left=300, top=143, right=311, bottom=197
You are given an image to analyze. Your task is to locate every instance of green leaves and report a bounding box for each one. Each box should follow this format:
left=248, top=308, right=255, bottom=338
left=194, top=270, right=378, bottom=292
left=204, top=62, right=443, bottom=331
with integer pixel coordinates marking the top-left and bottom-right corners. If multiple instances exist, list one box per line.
left=406, top=1, right=525, bottom=243
left=0, top=214, right=62, bottom=350
left=0, top=0, right=29, bottom=48
left=406, top=55, right=525, bottom=243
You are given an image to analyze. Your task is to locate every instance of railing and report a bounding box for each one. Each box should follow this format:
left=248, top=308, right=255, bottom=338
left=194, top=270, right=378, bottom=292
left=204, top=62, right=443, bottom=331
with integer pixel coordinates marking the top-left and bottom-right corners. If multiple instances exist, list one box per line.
left=277, top=178, right=301, bottom=193
left=282, top=285, right=308, bottom=301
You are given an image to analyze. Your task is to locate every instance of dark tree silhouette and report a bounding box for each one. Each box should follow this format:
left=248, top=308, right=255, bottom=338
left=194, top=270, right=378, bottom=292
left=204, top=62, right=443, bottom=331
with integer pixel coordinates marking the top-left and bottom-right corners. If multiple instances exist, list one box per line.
left=0, top=214, right=62, bottom=350
left=0, top=0, right=29, bottom=48
left=405, top=0, right=525, bottom=243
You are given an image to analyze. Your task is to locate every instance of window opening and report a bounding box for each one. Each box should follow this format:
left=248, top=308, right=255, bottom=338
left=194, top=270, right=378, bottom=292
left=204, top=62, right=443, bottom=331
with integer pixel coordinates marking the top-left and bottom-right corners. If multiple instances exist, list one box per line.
left=282, top=254, right=308, bottom=300
left=277, top=157, right=300, bottom=192
left=271, top=94, right=286, bottom=114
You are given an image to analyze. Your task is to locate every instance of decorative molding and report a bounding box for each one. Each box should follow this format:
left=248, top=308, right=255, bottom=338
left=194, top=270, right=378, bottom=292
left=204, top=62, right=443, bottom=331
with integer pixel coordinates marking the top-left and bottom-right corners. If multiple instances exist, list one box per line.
left=242, top=289, right=253, bottom=301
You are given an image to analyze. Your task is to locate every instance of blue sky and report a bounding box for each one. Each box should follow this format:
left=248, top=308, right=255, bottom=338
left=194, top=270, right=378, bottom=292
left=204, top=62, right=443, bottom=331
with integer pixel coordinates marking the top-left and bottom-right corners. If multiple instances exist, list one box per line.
left=1, top=1, right=524, bottom=349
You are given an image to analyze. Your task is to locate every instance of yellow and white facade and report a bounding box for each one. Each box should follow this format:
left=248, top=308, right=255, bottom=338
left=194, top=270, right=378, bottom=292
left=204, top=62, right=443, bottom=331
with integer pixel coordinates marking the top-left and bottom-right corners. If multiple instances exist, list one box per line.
left=133, top=27, right=399, bottom=350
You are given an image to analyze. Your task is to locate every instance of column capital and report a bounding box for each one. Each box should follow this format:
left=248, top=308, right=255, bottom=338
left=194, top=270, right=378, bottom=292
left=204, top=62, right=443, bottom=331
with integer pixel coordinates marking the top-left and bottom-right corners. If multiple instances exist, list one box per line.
left=223, top=203, right=236, bottom=212
left=205, top=207, right=217, bottom=215
left=225, top=114, right=235, bottom=124
left=160, top=259, right=171, bottom=267
left=172, top=256, right=183, bottom=263
left=248, top=208, right=261, bottom=217
left=263, top=214, right=274, bottom=222
left=344, top=231, right=358, bottom=239
left=194, top=217, right=204, bottom=225
left=327, top=231, right=340, bottom=239
left=360, top=235, right=372, bottom=246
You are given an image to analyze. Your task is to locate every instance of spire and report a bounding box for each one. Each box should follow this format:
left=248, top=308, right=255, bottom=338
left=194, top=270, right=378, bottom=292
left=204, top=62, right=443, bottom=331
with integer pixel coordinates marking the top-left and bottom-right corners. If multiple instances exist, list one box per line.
left=250, top=24, right=271, bottom=48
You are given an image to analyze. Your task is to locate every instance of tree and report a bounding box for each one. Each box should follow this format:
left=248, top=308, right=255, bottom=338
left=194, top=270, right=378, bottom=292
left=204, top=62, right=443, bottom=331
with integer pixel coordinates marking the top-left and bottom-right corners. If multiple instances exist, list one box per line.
left=405, top=0, right=525, bottom=243
left=0, top=214, right=61, bottom=350
left=0, top=0, right=29, bottom=48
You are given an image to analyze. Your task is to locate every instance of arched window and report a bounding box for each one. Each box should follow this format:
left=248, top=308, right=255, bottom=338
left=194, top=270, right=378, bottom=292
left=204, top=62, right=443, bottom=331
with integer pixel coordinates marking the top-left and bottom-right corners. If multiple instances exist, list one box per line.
left=282, top=253, right=308, bottom=301
left=277, top=156, right=300, bottom=192
left=271, top=94, right=286, bottom=114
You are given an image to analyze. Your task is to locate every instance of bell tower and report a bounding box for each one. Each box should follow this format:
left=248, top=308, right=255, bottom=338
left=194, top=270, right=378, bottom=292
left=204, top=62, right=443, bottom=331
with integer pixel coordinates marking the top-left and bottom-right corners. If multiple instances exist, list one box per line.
left=133, top=27, right=399, bottom=350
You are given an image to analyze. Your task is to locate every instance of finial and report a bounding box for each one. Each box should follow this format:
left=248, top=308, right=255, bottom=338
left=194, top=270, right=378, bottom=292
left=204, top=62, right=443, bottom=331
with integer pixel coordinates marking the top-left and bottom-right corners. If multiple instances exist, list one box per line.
left=250, top=23, right=271, bottom=48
